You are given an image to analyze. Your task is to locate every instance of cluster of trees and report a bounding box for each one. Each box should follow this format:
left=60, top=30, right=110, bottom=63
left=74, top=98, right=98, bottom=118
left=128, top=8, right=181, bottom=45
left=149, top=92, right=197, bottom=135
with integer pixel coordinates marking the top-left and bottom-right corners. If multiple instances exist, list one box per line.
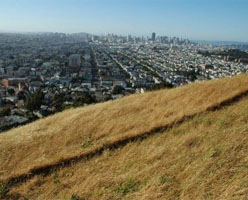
left=197, top=50, right=212, bottom=57
left=112, top=81, right=174, bottom=93
left=23, top=89, right=97, bottom=113
left=112, top=85, right=125, bottom=95
left=73, top=92, right=97, bottom=107
left=219, top=49, right=248, bottom=59
left=176, top=69, right=199, bottom=82
left=0, top=105, right=11, bottom=117
left=198, top=49, right=248, bottom=59
left=150, top=81, right=173, bottom=91
left=26, top=90, right=44, bottom=112
left=53, top=91, right=97, bottom=112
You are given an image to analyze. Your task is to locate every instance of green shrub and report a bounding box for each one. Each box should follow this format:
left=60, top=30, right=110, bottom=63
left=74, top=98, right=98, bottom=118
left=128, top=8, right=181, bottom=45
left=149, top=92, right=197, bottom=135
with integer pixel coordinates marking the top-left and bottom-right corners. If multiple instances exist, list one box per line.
left=159, top=173, right=177, bottom=185
left=159, top=174, right=168, bottom=185
left=53, top=171, right=60, bottom=185
left=70, top=194, right=86, bottom=200
left=81, top=136, right=93, bottom=148
left=116, top=178, right=140, bottom=196
left=0, top=182, right=9, bottom=198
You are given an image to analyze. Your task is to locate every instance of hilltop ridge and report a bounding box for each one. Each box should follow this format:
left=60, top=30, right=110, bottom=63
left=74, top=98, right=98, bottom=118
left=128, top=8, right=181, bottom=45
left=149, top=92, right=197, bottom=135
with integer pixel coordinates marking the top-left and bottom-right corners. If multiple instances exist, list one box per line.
left=1, top=75, right=248, bottom=199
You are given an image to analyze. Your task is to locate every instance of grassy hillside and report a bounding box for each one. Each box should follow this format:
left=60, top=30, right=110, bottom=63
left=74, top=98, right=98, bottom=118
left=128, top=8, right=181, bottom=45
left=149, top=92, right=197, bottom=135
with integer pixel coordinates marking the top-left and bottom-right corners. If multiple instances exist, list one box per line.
left=10, top=93, right=248, bottom=200
left=1, top=75, right=248, bottom=199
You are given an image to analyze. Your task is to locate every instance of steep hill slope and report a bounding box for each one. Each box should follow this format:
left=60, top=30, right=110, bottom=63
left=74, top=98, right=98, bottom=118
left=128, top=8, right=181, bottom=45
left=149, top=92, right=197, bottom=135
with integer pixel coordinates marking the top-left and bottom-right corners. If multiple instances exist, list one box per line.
left=1, top=75, right=248, bottom=199
left=10, top=93, right=248, bottom=200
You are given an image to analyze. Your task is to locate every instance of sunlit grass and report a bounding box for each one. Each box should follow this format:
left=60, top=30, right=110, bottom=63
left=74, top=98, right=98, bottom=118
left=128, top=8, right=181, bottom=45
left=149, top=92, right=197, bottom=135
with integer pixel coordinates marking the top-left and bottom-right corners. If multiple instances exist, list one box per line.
left=1, top=75, right=248, bottom=199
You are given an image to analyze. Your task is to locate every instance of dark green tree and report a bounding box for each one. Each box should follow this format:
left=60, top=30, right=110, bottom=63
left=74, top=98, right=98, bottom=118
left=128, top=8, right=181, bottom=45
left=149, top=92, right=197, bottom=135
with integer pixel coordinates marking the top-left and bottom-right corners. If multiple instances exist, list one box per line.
left=73, top=92, right=96, bottom=107
left=0, top=105, right=11, bottom=117
left=112, top=85, right=125, bottom=95
left=150, top=81, right=173, bottom=91
left=53, top=92, right=66, bottom=111
left=17, top=91, right=27, bottom=101
left=26, top=90, right=44, bottom=111
left=7, top=88, right=15, bottom=96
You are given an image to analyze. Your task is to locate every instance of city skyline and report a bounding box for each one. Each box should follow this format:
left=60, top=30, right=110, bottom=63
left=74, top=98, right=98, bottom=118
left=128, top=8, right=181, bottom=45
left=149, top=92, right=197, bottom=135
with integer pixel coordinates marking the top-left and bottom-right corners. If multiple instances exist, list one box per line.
left=0, top=0, right=248, bottom=42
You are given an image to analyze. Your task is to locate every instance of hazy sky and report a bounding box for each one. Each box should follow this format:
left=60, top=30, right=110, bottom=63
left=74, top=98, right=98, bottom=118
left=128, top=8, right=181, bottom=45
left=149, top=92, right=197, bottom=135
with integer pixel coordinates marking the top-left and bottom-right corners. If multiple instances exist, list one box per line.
left=0, top=0, right=247, bottom=41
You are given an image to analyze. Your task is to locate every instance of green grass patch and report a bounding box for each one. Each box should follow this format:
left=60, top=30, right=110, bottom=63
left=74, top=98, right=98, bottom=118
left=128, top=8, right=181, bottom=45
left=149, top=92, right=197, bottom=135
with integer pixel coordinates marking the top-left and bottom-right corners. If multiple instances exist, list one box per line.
left=115, top=178, right=140, bottom=196
left=159, top=173, right=177, bottom=185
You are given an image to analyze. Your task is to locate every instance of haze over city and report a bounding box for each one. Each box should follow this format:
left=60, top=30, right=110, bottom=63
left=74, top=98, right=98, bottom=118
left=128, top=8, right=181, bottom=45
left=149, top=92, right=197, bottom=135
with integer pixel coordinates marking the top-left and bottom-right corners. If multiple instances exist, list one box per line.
left=0, top=0, right=248, bottom=42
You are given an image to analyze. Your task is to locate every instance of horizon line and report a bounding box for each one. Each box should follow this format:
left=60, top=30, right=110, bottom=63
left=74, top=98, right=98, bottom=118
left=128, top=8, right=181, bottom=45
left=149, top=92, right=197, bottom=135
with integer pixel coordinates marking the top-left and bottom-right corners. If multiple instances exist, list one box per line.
left=0, top=30, right=248, bottom=44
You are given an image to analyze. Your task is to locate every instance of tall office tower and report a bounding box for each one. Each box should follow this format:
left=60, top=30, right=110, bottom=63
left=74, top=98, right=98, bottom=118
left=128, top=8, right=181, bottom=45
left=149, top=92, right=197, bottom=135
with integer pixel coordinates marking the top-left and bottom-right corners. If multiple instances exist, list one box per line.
left=69, top=54, right=81, bottom=68
left=127, top=35, right=132, bottom=42
left=152, top=32, right=156, bottom=41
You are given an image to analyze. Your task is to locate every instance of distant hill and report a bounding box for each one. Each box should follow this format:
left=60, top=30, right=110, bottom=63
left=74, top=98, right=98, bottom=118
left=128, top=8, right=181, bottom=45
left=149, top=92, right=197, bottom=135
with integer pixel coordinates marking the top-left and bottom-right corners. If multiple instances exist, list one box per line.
left=70, top=32, right=92, bottom=37
left=194, top=40, right=248, bottom=46
left=1, top=75, right=248, bottom=199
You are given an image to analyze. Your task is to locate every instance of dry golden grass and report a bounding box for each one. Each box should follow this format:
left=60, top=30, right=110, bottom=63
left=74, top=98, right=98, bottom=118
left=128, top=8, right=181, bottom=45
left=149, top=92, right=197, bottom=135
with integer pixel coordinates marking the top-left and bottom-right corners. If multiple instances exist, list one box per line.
left=1, top=75, right=248, bottom=183
left=9, top=89, right=248, bottom=200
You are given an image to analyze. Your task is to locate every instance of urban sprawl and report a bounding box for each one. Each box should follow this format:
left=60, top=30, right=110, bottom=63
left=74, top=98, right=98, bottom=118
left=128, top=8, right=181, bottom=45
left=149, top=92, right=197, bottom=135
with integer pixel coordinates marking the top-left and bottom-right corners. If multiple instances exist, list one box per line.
left=0, top=32, right=248, bottom=131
